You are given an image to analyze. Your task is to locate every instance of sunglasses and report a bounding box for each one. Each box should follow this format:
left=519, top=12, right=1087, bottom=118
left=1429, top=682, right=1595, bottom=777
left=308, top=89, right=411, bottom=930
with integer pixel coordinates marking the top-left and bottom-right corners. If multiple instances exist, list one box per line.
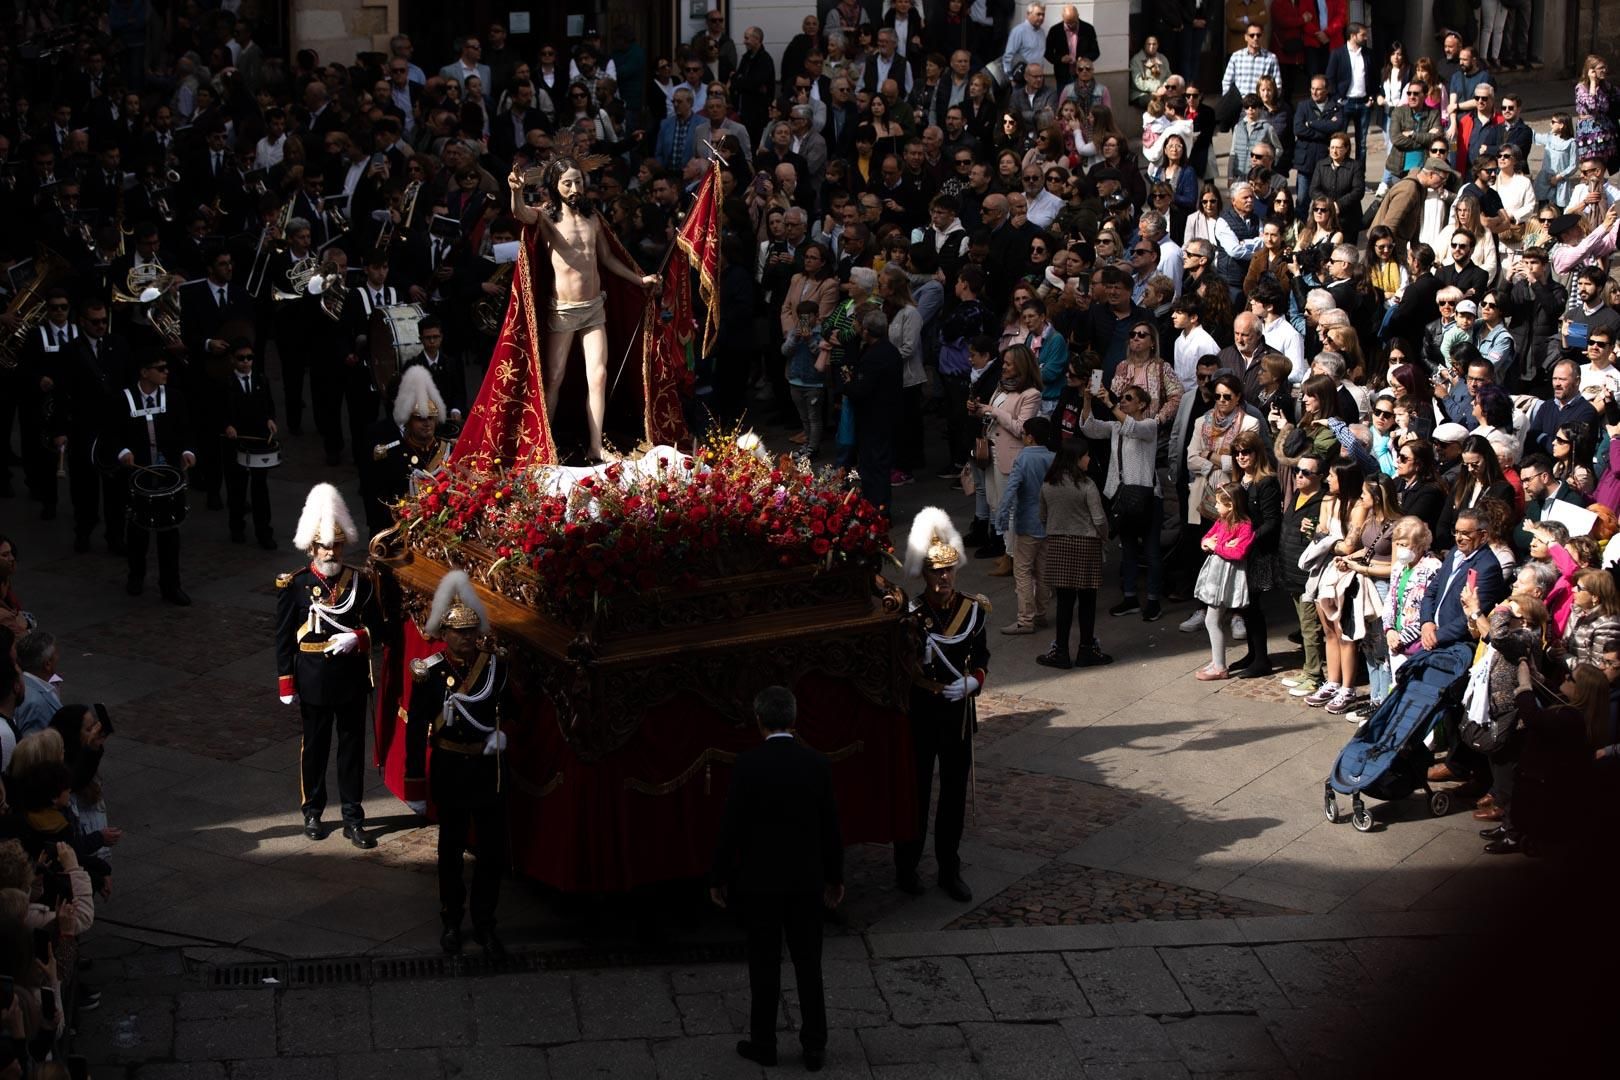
left=1296, top=467, right=1319, bottom=477
left=1373, top=409, right=1395, bottom=419
left=1213, top=392, right=1236, bottom=401
left=1397, top=454, right=1413, bottom=463
left=1235, top=447, right=1254, bottom=455
left=1438, top=301, right=1456, bottom=308
left=1554, top=434, right=1572, bottom=444
left=1591, top=339, right=1614, bottom=347
left=1128, top=329, right=1152, bottom=339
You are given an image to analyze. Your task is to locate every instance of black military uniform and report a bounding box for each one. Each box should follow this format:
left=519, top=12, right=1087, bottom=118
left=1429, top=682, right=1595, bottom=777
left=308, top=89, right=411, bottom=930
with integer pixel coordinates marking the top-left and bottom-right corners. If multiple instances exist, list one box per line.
left=368, top=431, right=452, bottom=535
left=275, top=562, right=383, bottom=836
left=405, top=647, right=515, bottom=946
left=894, top=589, right=990, bottom=896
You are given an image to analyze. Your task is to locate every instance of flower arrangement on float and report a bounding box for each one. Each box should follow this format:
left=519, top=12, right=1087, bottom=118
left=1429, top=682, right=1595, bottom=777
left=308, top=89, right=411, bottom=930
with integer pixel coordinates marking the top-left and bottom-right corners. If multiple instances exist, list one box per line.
left=394, top=433, right=892, bottom=618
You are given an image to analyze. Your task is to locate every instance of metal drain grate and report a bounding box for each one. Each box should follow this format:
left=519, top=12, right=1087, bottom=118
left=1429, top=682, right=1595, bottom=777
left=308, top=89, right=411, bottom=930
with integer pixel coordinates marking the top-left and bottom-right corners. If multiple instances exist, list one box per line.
left=199, top=940, right=749, bottom=988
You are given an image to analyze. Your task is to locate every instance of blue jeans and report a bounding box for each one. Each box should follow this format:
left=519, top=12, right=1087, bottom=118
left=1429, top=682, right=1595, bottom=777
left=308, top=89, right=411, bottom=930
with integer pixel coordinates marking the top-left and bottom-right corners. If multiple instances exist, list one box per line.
left=1368, top=580, right=1394, bottom=705
left=1343, top=98, right=1372, bottom=167
left=1118, top=495, right=1163, bottom=601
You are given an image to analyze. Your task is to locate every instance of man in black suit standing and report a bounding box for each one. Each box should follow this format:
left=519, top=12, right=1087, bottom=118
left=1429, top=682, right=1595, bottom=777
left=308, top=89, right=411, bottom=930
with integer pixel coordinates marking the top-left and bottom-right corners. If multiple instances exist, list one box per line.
left=221, top=339, right=278, bottom=549
left=56, top=300, right=132, bottom=553
left=711, top=686, right=843, bottom=1073
left=841, top=307, right=905, bottom=515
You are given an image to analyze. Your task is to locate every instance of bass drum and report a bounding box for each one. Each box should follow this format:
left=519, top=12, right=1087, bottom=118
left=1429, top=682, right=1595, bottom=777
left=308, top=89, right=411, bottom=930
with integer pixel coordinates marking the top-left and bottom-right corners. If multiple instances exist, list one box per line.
left=369, top=303, right=427, bottom=398
left=128, top=465, right=189, bottom=531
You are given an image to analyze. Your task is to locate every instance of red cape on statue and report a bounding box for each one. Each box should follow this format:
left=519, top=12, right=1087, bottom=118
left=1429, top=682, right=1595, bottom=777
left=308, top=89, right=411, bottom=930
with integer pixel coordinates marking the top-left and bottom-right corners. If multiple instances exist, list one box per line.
left=450, top=215, right=688, bottom=469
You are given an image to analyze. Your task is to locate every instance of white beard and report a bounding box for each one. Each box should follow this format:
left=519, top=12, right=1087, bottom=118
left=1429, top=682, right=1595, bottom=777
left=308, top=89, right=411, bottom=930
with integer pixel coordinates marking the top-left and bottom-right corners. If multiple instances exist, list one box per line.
left=314, top=556, right=343, bottom=577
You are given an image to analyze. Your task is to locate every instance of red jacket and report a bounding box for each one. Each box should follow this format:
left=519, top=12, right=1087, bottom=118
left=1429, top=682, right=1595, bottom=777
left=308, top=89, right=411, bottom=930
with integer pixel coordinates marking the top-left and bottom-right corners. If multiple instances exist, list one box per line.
left=1269, top=0, right=1314, bottom=65
left=1321, top=0, right=1347, bottom=50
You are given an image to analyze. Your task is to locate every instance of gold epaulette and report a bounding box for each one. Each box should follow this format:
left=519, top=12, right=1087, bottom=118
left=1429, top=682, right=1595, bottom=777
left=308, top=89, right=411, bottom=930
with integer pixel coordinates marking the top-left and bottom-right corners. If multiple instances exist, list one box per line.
left=968, top=592, right=992, bottom=616
left=373, top=439, right=400, bottom=461
left=275, top=571, right=297, bottom=589
left=410, top=653, right=445, bottom=681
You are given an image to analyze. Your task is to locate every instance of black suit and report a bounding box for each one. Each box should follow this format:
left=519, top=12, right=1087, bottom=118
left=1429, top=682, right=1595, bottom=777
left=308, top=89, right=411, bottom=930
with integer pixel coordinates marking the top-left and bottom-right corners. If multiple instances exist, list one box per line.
left=100, top=382, right=195, bottom=593
left=17, top=322, right=77, bottom=510
left=842, top=336, right=904, bottom=513
left=712, top=733, right=842, bottom=1057
left=56, top=333, right=133, bottom=547
left=1436, top=260, right=1488, bottom=302
left=1044, top=19, right=1101, bottom=85
left=222, top=370, right=276, bottom=543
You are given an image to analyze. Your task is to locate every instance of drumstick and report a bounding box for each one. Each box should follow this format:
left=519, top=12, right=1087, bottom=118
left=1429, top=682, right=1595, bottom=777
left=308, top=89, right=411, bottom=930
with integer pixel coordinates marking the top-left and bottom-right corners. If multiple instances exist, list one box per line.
left=56, top=445, right=66, bottom=478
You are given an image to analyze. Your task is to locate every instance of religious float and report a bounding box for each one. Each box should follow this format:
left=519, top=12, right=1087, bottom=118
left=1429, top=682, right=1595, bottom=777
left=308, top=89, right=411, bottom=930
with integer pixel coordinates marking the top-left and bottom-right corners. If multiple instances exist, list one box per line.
left=367, top=163, right=917, bottom=892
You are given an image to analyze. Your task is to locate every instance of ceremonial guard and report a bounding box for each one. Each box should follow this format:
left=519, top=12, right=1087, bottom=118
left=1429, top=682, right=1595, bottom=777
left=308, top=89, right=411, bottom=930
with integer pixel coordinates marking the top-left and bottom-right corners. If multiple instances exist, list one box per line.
left=101, top=352, right=196, bottom=605
left=367, top=365, right=453, bottom=535
left=896, top=508, right=989, bottom=902
left=406, top=571, right=516, bottom=959
left=275, top=483, right=383, bottom=849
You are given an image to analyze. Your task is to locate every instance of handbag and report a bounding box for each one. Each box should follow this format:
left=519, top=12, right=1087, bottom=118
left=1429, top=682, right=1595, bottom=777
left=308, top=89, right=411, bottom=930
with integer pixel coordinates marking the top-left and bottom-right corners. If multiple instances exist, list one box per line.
left=972, top=433, right=990, bottom=468
left=1109, top=483, right=1154, bottom=537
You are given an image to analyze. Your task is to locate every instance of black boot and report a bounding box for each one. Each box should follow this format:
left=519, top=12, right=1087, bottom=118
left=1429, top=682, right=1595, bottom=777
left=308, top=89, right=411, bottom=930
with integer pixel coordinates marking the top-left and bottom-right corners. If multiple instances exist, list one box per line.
left=472, top=925, right=508, bottom=963
left=963, top=517, right=990, bottom=547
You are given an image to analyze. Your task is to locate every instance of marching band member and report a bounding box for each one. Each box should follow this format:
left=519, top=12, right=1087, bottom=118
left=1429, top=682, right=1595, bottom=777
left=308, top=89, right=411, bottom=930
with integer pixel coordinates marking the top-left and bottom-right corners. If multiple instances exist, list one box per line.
left=275, top=483, right=383, bottom=849
left=406, top=570, right=516, bottom=959
left=102, top=351, right=196, bottom=605
left=222, top=338, right=277, bottom=548
left=896, top=507, right=990, bottom=903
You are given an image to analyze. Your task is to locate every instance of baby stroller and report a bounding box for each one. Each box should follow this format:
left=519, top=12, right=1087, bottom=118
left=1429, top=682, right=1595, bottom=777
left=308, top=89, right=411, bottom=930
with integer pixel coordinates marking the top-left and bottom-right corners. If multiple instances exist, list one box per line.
left=1324, top=643, right=1475, bottom=832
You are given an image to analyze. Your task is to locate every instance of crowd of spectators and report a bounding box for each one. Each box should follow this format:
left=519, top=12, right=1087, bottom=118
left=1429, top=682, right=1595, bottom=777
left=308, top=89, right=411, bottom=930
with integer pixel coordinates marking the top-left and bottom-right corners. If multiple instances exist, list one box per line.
left=0, top=0, right=1618, bottom=969
left=1, top=538, right=114, bottom=1072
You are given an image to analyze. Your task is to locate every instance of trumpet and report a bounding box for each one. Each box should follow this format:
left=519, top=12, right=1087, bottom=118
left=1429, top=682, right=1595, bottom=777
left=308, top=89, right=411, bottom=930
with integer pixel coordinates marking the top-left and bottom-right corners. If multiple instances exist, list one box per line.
left=309, top=258, right=348, bottom=320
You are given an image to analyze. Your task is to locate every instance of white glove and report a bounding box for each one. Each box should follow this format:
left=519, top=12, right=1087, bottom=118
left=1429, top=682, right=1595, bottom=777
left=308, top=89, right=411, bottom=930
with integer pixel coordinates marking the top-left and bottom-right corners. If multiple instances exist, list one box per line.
left=279, top=693, right=299, bottom=706
left=941, top=675, right=980, bottom=701
left=406, top=799, right=427, bottom=816
left=324, top=631, right=361, bottom=655
left=482, top=731, right=508, bottom=756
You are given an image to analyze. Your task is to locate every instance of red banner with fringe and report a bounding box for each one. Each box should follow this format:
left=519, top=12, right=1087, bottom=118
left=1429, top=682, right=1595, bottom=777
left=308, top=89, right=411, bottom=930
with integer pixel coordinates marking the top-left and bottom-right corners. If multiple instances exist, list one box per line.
left=451, top=216, right=689, bottom=470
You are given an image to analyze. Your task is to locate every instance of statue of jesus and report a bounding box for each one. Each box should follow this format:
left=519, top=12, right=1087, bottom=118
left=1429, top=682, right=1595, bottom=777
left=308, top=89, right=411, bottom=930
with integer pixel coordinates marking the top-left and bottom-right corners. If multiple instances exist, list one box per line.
left=509, top=158, right=659, bottom=462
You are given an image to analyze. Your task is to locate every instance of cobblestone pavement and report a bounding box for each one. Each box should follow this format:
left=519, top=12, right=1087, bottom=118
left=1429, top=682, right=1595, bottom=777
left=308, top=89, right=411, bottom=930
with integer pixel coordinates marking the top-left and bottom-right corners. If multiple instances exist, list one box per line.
left=7, top=76, right=1612, bottom=1076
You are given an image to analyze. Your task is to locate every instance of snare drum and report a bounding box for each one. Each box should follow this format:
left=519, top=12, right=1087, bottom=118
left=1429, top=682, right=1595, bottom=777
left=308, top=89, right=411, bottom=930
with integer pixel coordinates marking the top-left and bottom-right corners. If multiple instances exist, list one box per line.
left=369, top=303, right=427, bottom=394
left=235, top=439, right=282, bottom=468
left=128, top=465, right=189, bottom=531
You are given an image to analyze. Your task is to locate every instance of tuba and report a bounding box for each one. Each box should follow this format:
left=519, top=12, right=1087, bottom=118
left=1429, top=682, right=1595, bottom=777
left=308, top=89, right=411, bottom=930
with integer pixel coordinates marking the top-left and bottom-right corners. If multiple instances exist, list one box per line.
left=309, top=258, right=348, bottom=320
left=472, top=261, right=515, bottom=335
left=0, top=246, right=72, bottom=370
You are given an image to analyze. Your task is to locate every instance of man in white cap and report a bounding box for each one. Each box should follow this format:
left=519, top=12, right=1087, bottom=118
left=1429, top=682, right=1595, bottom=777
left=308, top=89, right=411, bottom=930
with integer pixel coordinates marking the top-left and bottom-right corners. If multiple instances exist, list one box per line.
left=896, top=507, right=989, bottom=902
left=406, top=570, right=515, bottom=958
left=369, top=365, right=454, bottom=534
left=275, top=483, right=383, bottom=848
left=1430, top=422, right=1470, bottom=486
